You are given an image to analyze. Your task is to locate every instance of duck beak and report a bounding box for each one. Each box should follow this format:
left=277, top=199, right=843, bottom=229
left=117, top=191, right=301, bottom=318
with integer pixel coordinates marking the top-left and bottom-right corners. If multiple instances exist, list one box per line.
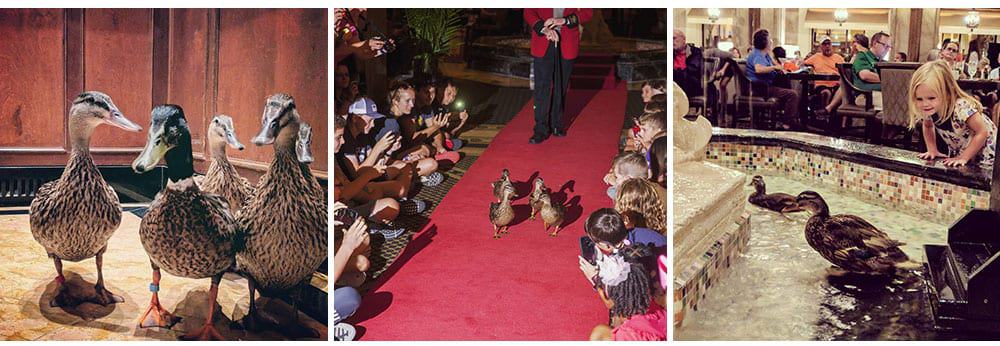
left=105, top=110, right=143, bottom=132
left=252, top=120, right=277, bottom=146
left=133, top=132, right=168, bottom=174
left=225, top=130, right=245, bottom=150
left=296, top=139, right=314, bottom=164
left=781, top=203, right=804, bottom=213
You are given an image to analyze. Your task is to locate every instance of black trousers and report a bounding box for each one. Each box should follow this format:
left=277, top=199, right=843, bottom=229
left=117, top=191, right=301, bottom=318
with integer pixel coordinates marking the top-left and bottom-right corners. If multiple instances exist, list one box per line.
left=532, top=42, right=575, bottom=138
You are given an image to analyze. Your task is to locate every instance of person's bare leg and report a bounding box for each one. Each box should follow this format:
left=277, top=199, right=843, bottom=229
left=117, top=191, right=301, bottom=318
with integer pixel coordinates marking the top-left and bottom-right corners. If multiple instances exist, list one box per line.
left=416, top=157, right=438, bottom=176
left=370, top=198, right=400, bottom=223
left=825, top=87, right=844, bottom=113
left=432, top=131, right=448, bottom=153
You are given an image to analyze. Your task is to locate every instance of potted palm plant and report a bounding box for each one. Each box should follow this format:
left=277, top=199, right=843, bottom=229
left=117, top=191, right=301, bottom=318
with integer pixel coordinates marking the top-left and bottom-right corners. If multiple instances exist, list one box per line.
left=405, top=9, right=464, bottom=78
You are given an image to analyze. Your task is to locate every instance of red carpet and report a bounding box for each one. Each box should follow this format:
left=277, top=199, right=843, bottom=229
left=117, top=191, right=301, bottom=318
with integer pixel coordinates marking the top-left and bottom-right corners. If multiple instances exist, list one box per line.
left=350, top=77, right=627, bottom=340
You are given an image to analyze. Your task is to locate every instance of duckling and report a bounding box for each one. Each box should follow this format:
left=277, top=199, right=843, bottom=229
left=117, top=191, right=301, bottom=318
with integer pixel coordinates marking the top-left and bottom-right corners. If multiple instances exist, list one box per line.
left=539, top=193, right=565, bottom=237
left=492, top=168, right=515, bottom=202
left=747, top=175, right=799, bottom=213
left=791, top=191, right=918, bottom=275
left=529, top=177, right=548, bottom=220
left=197, top=115, right=253, bottom=214
left=236, top=94, right=327, bottom=337
left=489, top=185, right=516, bottom=239
left=132, top=105, right=243, bottom=340
left=30, top=91, right=141, bottom=308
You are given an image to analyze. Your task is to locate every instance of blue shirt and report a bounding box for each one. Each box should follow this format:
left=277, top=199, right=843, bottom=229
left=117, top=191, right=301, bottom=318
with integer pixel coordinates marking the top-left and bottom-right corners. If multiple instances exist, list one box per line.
left=746, top=49, right=778, bottom=85
left=627, top=227, right=666, bottom=249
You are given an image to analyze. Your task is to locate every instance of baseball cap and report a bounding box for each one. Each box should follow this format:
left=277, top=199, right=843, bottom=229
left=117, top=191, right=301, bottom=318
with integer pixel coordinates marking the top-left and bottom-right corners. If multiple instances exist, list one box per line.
left=819, top=36, right=832, bottom=44
left=348, top=97, right=385, bottom=119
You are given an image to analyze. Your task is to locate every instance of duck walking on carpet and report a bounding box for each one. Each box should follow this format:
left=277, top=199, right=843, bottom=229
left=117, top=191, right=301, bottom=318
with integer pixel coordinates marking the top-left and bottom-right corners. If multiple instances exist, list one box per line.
left=29, top=91, right=141, bottom=308
left=132, top=105, right=244, bottom=340
left=490, top=184, right=516, bottom=239
left=492, top=168, right=515, bottom=202
left=529, top=177, right=548, bottom=220
left=538, top=193, right=565, bottom=237
left=787, top=191, right=921, bottom=275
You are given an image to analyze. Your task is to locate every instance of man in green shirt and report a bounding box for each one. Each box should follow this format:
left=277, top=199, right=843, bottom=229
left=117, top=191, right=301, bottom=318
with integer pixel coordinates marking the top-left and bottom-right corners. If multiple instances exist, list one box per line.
left=853, top=32, right=892, bottom=92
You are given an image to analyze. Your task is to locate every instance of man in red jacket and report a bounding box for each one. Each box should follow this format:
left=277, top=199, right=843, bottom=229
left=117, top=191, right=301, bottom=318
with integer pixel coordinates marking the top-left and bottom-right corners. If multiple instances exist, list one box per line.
left=524, top=8, right=593, bottom=144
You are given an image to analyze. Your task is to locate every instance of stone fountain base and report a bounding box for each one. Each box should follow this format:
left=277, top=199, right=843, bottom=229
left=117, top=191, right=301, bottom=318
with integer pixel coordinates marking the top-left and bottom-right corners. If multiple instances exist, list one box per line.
left=672, top=161, right=751, bottom=329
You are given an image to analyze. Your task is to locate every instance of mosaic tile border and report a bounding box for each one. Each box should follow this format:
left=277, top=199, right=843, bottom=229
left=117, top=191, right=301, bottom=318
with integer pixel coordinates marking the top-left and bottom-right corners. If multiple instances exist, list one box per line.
left=673, top=212, right=751, bottom=328
left=706, top=142, right=990, bottom=224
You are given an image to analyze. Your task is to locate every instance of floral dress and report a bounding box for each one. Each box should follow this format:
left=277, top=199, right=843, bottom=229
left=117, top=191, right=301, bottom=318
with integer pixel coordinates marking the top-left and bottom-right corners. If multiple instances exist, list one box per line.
left=932, top=98, right=997, bottom=167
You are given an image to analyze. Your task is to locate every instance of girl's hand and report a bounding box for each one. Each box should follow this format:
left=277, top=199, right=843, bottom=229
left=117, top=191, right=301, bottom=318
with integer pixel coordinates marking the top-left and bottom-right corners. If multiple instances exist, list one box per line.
left=343, top=218, right=370, bottom=253
left=942, top=157, right=969, bottom=167
left=918, top=151, right=947, bottom=160
left=579, top=256, right=599, bottom=285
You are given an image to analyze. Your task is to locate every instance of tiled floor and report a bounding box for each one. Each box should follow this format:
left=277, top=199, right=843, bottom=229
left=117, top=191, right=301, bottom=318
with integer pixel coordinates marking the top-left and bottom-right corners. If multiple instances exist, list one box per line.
left=0, top=213, right=325, bottom=341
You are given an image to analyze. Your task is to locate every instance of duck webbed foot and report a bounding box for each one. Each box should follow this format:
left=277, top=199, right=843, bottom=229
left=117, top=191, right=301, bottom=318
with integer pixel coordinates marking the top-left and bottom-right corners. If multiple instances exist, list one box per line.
left=88, top=284, right=125, bottom=306
left=180, top=321, right=225, bottom=340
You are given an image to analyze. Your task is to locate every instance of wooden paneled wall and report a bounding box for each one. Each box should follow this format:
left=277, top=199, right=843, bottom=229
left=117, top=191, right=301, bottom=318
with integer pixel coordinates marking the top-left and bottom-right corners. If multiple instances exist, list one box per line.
left=0, top=9, right=328, bottom=182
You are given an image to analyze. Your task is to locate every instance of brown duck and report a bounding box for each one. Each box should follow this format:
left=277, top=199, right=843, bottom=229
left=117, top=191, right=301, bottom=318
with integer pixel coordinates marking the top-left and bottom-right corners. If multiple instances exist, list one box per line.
left=529, top=177, right=548, bottom=220
left=236, top=94, right=327, bottom=337
left=539, top=193, right=565, bottom=237
left=132, top=105, right=243, bottom=340
left=29, top=91, right=141, bottom=308
left=489, top=184, right=515, bottom=238
left=747, top=175, right=799, bottom=213
left=492, top=168, right=515, bottom=202
left=790, top=191, right=919, bottom=275
left=197, top=114, right=253, bottom=214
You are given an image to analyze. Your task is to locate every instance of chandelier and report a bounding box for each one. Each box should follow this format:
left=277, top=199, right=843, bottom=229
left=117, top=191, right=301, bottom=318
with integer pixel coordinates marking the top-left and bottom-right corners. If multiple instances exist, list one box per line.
left=707, top=8, right=721, bottom=23
left=834, top=9, right=849, bottom=26
left=965, top=10, right=981, bottom=32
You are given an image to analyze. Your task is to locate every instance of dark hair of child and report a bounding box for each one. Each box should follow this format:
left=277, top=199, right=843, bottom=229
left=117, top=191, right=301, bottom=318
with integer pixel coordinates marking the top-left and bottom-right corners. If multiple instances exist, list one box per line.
left=585, top=208, right=628, bottom=245
left=606, top=244, right=653, bottom=318
left=649, top=136, right=668, bottom=186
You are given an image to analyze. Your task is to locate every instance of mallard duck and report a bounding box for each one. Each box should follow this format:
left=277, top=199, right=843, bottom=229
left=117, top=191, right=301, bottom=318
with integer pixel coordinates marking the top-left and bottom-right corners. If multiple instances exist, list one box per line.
left=296, top=122, right=326, bottom=204
left=539, top=193, right=565, bottom=237
left=529, top=177, right=548, bottom=220
left=131, top=105, right=243, bottom=340
left=29, top=91, right=141, bottom=308
left=236, top=93, right=327, bottom=337
left=791, top=191, right=916, bottom=275
left=197, top=115, right=253, bottom=214
left=492, top=168, right=515, bottom=202
left=490, top=185, right=515, bottom=239
left=747, top=175, right=799, bottom=213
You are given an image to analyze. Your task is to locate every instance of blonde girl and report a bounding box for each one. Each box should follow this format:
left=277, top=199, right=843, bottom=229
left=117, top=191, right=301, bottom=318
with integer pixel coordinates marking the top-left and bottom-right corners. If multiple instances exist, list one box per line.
left=909, top=60, right=997, bottom=167
left=615, top=178, right=667, bottom=235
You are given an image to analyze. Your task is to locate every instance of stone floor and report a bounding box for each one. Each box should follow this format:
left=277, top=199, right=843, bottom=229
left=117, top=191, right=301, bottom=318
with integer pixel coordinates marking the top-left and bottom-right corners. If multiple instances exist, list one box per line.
left=0, top=212, right=325, bottom=341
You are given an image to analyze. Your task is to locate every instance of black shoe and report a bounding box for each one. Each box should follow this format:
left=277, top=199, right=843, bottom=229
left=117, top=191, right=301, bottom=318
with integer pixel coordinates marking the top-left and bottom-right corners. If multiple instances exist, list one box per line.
left=552, top=129, right=566, bottom=137
left=529, top=135, right=548, bottom=144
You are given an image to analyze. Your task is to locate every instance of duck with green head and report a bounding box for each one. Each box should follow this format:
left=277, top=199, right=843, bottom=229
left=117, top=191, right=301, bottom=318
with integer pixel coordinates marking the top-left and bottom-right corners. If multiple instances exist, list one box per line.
left=236, top=93, right=327, bottom=337
left=30, top=91, right=141, bottom=308
left=132, top=105, right=244, bottom=340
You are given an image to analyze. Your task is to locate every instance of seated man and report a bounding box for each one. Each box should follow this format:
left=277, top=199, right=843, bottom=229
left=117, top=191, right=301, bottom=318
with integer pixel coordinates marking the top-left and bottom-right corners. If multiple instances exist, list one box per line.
left=672, top=29, right=704, bottom=99
left=746, top=29, right=800, bottom=130
left=802, top=36, right=844, bottom=112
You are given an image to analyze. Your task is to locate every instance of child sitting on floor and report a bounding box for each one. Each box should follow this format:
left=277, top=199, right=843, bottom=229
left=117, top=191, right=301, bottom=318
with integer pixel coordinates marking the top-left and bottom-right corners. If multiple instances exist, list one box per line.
left=587, top=245, right=667, bottom=341
left=909, top=60, right=998, bottom=167
left=603, top=152, right=651, bottom=201
left=615, top=178, right=667, bottom=236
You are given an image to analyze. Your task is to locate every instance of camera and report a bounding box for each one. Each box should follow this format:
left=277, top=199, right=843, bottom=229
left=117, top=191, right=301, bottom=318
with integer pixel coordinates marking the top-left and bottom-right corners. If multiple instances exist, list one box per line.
left=371, top=35, right=396, bottom=56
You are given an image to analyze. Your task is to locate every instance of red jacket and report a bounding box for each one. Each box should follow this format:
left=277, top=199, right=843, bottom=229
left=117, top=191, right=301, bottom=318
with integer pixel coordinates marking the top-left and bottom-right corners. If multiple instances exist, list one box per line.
left=524, top=8, right=593, bottom=60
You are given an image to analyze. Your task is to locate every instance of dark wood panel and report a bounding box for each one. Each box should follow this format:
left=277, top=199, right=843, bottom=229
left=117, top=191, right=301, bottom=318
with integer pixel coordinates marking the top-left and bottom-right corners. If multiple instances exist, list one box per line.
left=84, top=9, right=153, bottom=149
left=0, top=9, right=65, bottom=149
left=217, top=9, right=328, bottom=173
left=166, top=9, right=211, bottom=155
